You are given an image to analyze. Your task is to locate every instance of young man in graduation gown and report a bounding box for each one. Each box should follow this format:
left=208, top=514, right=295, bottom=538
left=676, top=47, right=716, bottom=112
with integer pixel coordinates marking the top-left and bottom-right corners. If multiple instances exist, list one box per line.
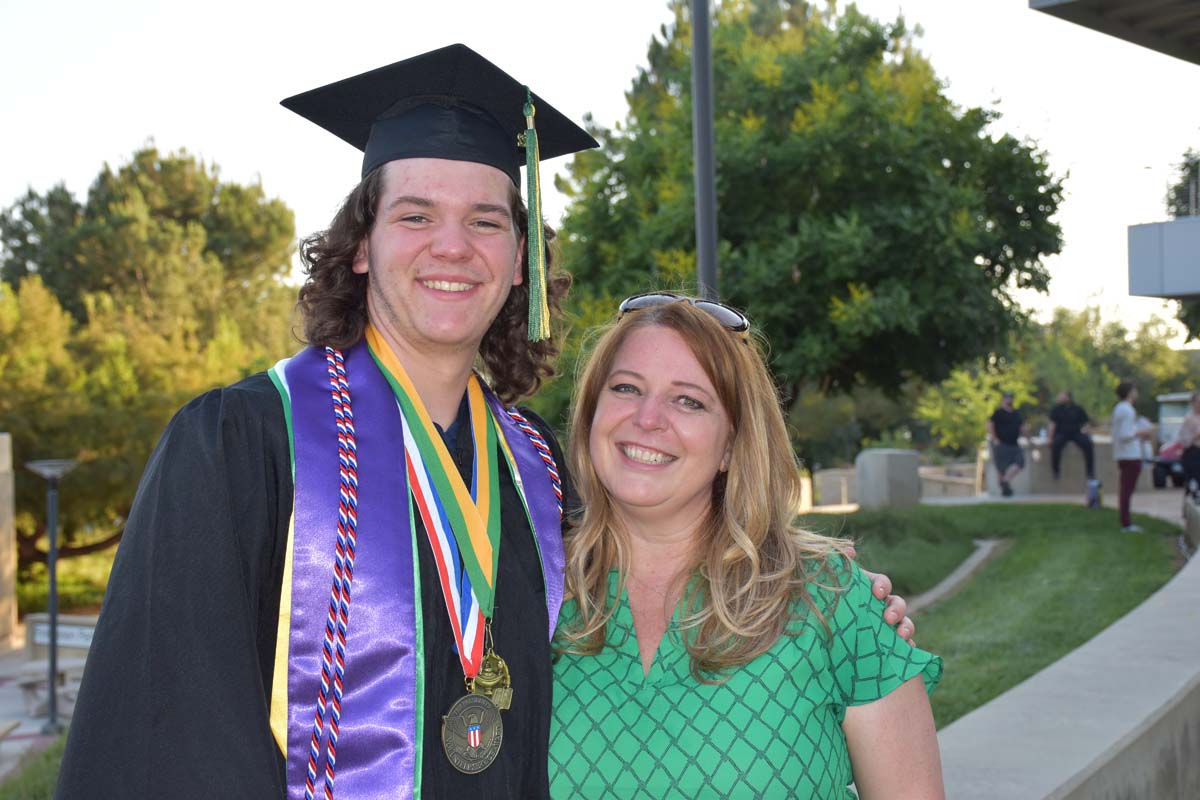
left=57, top=45, right=915, bottom=800
left=58, top=44, right=593, bottom=800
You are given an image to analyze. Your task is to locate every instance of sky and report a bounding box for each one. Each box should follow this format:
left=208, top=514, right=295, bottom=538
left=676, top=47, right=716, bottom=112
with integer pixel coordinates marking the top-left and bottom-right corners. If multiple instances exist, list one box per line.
left=2, top=0, right=1198, bottom=341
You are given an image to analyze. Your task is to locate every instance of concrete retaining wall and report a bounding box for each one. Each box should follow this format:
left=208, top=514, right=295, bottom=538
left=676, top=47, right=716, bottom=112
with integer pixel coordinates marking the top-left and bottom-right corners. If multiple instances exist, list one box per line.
left=938, top=541, right=1200, bottom=798
left=1184, top=492, right=1200, bottom=553
left=812, top=468, right=855, bottom=506
left=919, top=470, right=978, bottom=498
left=1051, top=674, right=1200, bottom=800
left=978, top=435, right=1154, bottom=497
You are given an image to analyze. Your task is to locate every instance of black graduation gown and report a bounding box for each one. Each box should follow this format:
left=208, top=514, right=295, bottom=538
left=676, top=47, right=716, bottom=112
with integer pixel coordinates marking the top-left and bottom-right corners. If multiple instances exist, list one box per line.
left=56, top=371, right=574, bottom=799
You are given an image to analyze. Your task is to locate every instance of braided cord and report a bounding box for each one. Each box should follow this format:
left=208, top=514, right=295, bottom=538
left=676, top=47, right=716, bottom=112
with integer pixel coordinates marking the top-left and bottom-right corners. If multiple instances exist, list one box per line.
left=304, top=347, right=360, bottom=800
left=506, top=408, right=563, bottom=518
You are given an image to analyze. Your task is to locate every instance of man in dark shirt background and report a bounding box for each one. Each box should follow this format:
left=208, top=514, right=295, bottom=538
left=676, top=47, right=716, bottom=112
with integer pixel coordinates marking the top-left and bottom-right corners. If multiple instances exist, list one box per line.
left=988, top=391, right=1025, bottom=497
left=1048, top=390, right=1096, bottom=483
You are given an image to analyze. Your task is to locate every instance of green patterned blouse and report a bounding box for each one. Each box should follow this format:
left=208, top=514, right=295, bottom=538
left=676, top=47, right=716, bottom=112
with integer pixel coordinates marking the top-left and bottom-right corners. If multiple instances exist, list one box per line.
left=549, top=559, right=942, bottom=799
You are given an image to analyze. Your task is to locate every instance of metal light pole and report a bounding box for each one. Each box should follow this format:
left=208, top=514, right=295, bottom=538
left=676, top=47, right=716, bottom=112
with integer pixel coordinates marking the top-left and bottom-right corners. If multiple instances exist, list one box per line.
left=26, top=458, right=77, bottom=735
left=691, top=0, right=719, bottom=300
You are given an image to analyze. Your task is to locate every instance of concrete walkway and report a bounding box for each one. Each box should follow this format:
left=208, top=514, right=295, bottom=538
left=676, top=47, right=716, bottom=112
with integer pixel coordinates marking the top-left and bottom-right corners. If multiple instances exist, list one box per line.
left=812, top=485, right=1190, bottom=526
left=921, top=485, right=1190, bottom=526
left=0, top=627, right=62, bottom=783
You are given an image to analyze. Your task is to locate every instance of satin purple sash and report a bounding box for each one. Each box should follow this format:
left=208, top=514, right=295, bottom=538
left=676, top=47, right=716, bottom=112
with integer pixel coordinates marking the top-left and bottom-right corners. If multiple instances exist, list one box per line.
left=281, top=342, right=564, bottom=799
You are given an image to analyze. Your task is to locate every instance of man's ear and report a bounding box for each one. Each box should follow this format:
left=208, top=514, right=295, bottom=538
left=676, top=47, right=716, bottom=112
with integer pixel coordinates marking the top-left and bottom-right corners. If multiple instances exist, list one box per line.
left=352, top=238, right=369, bottom=274
left=512, top=236, right=526, bottom=287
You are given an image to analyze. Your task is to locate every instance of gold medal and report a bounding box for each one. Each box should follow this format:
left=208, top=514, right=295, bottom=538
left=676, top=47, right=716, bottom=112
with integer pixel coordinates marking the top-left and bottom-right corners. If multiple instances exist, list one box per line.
left=442, top=693, right=503, bottom=774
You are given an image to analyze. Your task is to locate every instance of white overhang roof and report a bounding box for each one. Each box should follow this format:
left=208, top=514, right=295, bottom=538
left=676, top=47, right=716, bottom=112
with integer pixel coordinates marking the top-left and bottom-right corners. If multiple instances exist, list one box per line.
left=1030, top=0, right=1200, bottom=66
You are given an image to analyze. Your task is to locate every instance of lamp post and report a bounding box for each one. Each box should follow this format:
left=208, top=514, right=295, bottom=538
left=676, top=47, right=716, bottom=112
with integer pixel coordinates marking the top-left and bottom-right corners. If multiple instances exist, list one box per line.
left=25, top=458, right=77, bottom=735
left=691, top=0, right=719, bottom=300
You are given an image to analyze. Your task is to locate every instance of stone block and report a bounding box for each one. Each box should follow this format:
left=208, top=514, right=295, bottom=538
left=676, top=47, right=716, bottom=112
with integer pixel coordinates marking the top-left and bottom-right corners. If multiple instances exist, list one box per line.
left=855, top=448, right=920, bottom=510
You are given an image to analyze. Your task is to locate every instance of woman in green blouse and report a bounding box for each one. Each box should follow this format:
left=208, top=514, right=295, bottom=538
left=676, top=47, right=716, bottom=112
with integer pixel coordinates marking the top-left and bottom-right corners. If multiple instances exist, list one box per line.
left=550, top=294, right=944, bottom=799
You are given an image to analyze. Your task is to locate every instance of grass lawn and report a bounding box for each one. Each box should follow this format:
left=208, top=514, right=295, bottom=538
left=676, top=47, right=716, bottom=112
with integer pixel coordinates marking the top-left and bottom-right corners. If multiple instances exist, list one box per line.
left=0, top=733, right=66, bottom=800
left=803, top=503, right=1180, bottom=728
left=17, top=550, right=114, bottom=617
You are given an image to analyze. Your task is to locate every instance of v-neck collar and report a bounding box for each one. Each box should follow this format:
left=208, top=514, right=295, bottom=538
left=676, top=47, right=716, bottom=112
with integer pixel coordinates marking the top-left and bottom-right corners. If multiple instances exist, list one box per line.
left=608, top=570, right=683, bottom=685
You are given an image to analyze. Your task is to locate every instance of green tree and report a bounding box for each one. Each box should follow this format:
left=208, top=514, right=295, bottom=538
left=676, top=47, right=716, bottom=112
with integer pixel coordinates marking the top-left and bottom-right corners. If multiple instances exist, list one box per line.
left=556, top=0, right=1063, bottom=440
left=1094, top=314, right=1191, bottom=417
left=1026, top=308, right=1117, bottom=423
left=1166, top=149, right=1199, bottom=340
left=0, top=185, right=84, bottom=318
left=1167, top=148, right=1198, bottom=219
left=915, top=306, right=1189, bottom=452
left=916, top=355, right=1034, bottom=453
left=0, top=148, right=299, bottom=568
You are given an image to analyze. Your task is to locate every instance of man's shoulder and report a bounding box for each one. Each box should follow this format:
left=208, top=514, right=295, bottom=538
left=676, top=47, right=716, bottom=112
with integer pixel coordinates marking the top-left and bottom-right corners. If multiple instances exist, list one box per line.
left=173, top=371, right=285, bottom=434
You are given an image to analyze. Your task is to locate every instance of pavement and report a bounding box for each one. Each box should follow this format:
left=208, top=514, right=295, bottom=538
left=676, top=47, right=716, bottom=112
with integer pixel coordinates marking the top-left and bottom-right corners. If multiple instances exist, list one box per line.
left=0, top=629, right=67, bottom=783
left=0, top=486, right=1189, bottom=785
left=926, top=484, right=1191, bottom=524
left=812, top=484, right=1190, bottom=526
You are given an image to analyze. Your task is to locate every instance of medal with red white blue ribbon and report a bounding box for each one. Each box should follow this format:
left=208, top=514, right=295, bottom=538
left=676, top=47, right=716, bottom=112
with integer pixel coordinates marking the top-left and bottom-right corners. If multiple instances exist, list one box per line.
left=366, top=327, right=513, bottom=773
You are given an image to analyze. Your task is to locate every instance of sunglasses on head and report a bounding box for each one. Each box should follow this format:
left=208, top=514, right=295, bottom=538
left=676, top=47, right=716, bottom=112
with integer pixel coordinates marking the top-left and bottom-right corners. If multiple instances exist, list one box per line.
left=617, top=292, right=751, bottom=334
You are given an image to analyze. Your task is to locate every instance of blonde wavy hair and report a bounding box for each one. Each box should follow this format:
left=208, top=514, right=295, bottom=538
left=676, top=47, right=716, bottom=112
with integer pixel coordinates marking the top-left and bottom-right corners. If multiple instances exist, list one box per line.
left=559, top=299, right=854, bottom=679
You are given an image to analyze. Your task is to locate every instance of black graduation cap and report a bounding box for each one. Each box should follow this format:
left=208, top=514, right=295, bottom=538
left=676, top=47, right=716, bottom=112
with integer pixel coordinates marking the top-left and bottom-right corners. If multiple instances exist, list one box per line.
left=280, top=43, right=598, bottom=182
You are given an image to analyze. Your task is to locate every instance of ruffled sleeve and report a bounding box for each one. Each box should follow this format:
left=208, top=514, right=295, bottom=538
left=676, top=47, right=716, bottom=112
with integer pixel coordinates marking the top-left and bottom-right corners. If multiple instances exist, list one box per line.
left=819, top=558, right=943, bottom=706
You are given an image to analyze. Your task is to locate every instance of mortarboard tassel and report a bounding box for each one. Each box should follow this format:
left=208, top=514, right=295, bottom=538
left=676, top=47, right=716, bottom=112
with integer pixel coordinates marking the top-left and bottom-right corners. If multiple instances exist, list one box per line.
left=523, top=88, right=551, bottom=341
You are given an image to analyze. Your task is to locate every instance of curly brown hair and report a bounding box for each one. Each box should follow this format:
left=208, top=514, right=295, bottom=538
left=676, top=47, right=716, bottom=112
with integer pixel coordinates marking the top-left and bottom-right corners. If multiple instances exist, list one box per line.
left=296, top=165, right=570, bottom=404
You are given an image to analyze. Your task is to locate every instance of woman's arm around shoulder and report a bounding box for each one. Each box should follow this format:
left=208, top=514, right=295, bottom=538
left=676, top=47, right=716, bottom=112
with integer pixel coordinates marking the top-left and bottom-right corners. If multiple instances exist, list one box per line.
left=844, top=676, right=944, bottom=800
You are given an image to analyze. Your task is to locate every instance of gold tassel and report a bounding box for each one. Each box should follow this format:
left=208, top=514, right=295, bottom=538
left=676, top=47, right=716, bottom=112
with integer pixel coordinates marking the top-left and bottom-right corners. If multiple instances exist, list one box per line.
left=523, top=88, right=550, bottom=341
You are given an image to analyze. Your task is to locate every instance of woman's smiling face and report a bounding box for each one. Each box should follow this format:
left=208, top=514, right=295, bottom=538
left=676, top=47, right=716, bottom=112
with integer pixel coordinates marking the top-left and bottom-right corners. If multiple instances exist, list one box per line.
left=588, top=324, right=732, bottom=530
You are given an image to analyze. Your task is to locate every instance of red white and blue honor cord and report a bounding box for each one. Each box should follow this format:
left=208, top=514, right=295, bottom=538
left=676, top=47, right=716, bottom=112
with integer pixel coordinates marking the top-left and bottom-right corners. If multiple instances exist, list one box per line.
left=304, top=348, right=360, bottom=800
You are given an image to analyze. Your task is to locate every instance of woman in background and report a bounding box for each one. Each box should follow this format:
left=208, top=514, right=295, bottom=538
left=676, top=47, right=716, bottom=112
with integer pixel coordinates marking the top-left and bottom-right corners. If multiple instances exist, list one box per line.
left=549, top=294, right=943, bottom=799
left=1111, top=381, right=1155, bottom=533
left=1173, top=391, right=1200, bottom=497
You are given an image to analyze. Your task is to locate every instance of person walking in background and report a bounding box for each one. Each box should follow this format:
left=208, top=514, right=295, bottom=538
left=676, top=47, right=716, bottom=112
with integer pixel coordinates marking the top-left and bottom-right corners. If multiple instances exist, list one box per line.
left=988, top=391, right=1025, bottom=497
left=1112, top=381, right=1154, bottom=533
left=1048, top=391, right=1095, bottom=481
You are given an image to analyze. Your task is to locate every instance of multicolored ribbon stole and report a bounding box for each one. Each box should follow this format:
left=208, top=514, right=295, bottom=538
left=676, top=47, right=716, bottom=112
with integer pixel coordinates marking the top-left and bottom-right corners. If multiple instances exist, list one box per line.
left=367, top=326, right=501, bottom=680
left=273, top=335, right=567, bottom=799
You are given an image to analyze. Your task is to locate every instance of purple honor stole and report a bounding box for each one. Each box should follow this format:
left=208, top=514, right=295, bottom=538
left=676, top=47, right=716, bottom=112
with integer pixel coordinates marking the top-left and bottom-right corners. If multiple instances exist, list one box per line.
left=278, top=341, right=564, bottom=800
